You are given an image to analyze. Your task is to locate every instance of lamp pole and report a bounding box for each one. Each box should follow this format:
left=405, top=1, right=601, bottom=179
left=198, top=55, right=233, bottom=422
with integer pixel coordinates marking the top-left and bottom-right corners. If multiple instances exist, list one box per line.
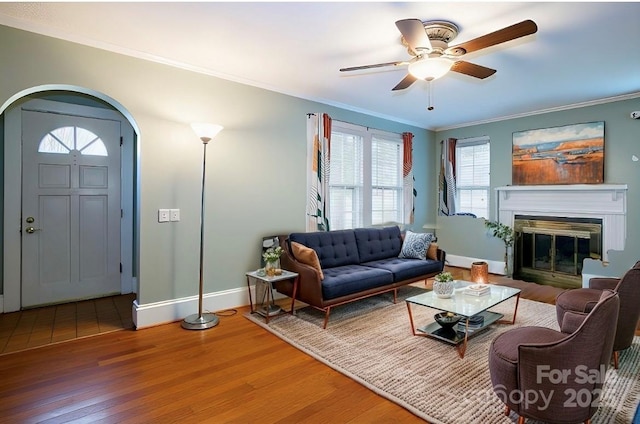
left=181, top=124, right=223, bottom=330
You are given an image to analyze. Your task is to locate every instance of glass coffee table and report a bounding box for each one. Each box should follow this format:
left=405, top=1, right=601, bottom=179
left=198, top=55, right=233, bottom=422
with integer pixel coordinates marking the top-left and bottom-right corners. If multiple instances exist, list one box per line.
left=405, top=280, right=521, bottom=358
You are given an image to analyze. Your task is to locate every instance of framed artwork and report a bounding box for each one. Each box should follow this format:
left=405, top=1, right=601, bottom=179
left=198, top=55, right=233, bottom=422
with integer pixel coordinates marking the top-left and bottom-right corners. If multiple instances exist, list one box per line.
left=512, top=121, right=604, bottom=185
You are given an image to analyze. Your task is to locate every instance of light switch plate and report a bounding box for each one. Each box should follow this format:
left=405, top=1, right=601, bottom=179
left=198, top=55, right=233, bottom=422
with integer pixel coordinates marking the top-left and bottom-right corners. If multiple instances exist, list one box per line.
left=170, top=209, right=180, bottom=221
left=158, top=209, right=170, bottom=223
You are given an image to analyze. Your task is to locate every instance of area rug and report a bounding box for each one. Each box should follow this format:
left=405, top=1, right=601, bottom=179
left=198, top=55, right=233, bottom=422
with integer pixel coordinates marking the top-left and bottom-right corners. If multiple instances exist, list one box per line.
left=245, top=286, right=640, bottom=424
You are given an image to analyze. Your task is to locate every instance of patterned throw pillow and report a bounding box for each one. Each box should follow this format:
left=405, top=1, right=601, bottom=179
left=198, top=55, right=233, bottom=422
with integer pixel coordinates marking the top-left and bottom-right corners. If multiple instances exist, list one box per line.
left=399, top=231, right=434, bottom=260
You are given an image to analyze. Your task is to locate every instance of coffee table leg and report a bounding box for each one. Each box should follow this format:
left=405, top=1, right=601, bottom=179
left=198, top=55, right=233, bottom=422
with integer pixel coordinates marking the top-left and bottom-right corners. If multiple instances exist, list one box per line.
left=406, top=302, right=417, bottom=336
left=455, top=318, right=469, bottom=359
left=497, top=293, right=521, bottom=325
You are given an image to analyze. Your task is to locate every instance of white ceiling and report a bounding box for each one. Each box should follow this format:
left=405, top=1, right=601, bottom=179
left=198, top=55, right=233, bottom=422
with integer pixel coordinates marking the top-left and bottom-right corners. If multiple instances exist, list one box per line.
left=1, top=2, right=639, bottom=130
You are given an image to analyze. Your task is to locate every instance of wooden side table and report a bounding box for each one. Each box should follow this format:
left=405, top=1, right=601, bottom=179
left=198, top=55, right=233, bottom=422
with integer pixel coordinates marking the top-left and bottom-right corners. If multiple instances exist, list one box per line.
left=246, top=270, right=299, bottom=323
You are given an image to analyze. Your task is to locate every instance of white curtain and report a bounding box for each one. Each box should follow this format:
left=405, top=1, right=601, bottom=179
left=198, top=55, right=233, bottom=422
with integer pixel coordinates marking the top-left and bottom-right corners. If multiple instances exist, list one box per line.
left=305, top=113, right=331, bottom=231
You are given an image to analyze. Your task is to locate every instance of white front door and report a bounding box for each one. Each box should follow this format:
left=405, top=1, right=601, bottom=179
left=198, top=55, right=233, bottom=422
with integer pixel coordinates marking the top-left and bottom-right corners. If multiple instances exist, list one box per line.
left=21, top=110, right=121, bottom=307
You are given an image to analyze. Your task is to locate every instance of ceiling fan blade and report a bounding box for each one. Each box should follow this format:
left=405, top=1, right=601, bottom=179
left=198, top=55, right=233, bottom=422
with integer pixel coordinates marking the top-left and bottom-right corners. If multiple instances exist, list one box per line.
left=392, top=74, right=417, bottom=91
left=340, top=61, right=408, bottom=72
left=451, top=61, right=497, bottom=79
left=395, top=19, right=432, bottom=55
left=447, top=20, right=537, bottom=55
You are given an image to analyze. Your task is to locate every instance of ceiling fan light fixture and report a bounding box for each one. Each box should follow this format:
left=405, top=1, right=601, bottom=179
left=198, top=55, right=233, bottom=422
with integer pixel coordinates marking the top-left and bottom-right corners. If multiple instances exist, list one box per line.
left=408, top=57, right=454, bottom=81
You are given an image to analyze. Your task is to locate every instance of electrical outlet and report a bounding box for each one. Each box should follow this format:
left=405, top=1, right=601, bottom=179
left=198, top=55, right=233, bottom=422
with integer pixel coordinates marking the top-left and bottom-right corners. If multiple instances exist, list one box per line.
left=170, top=209, right=180, bottom=222
left=158, top=209, right=170, bottom=223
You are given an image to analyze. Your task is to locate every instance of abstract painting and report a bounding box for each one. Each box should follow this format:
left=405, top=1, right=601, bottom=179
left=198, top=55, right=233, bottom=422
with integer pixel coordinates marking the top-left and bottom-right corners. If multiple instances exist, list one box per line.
left=512, top=121, right=604, bottom=185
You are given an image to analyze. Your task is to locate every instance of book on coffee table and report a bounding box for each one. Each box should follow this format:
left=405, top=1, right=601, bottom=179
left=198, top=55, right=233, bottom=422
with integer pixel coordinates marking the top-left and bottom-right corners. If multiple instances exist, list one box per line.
left=464, top=284, right=490, bottom=296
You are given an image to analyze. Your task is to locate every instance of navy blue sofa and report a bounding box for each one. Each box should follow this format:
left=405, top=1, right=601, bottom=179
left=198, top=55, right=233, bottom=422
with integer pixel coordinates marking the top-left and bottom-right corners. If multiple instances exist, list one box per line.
left=276, top=226, right=445, bottom=328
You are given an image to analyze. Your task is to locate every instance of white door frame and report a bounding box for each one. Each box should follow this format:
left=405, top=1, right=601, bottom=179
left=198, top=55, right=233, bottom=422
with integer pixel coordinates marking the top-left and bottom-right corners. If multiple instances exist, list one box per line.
left=3, top=97, right=136, bottom=312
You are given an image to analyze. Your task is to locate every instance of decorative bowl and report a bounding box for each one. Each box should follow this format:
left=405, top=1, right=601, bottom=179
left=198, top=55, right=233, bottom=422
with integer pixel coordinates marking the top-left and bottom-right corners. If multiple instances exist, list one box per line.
left=434, top=312, right=462, bottom=330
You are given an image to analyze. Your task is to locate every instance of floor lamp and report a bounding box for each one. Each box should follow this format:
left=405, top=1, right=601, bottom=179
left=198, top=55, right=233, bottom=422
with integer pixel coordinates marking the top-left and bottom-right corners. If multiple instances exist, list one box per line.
left=181, top=122, right=224, bottom=330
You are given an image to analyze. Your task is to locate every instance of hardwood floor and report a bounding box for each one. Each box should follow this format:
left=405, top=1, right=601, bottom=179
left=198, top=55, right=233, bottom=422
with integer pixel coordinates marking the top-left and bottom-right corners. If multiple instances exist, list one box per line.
left=0, top=269, right=634, bottom=423
left=0, top=304, right=422, bottom=423
left=0, top=294, right=135, bottom=354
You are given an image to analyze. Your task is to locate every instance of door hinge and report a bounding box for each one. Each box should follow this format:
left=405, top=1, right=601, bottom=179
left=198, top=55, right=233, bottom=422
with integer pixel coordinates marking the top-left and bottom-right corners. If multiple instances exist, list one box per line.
left=120, top=136, right=123, bottom=146
left=121, top=209, right=124, bottom=218
left=120, top=263, right=123, bottom=273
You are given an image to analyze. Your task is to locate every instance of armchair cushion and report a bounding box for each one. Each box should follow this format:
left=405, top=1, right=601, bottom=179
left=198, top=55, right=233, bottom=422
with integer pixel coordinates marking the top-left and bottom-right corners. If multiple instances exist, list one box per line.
left=560, top=310, right=588, bottom=334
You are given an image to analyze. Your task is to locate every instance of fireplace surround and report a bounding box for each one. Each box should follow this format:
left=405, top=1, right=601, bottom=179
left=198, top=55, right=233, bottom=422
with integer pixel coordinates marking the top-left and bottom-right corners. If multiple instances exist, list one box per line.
left=496, top=184, right=627, bottom=288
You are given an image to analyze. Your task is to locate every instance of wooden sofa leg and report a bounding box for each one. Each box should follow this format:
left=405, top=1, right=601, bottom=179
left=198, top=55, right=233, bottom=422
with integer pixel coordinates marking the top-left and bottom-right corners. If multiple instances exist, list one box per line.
left=504, top=406, right=510, bottom=416
left=613, top=351, right=619, bottom=369
left=322, top=307, right=331, bottom=329
left=517, top=416, right=525, bottom=424
left=393, top=289, right=397, bottom=304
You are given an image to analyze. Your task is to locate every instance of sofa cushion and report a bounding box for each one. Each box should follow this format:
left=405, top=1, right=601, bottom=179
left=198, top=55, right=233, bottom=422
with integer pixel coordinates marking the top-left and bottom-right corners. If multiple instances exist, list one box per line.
left=321, top=264, right=394, bottom=300
left=363, top=258, right=443, bottom=281
left=290, top=229, right=360, bottom=269
left=290, top=241, right=324, bottom=280
left=354, top=226, right=402, bottom=263
left=399, top=231, right=434, bottom=260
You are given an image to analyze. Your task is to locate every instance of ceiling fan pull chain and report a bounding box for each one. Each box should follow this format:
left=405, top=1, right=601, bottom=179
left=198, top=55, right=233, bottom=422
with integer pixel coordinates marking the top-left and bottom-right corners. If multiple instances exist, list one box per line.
left=427, top=80, right=435, bottom=111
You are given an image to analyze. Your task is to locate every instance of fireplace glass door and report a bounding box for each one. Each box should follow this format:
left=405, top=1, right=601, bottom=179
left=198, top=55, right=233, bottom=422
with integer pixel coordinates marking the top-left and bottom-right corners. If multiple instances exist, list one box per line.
left=515, top=216, right=602, bottom=289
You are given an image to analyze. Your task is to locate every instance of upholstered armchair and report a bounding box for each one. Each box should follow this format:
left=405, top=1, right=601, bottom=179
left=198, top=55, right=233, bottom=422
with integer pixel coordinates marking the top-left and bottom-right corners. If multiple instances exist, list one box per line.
left=489, top=290, right=619, bottom=424
left=556, top=260, right=640, bottom=368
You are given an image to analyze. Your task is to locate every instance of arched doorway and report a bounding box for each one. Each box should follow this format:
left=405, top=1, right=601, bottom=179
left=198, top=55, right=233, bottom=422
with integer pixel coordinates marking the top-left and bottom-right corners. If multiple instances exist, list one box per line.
left=1, top=86, right=139, bottom=312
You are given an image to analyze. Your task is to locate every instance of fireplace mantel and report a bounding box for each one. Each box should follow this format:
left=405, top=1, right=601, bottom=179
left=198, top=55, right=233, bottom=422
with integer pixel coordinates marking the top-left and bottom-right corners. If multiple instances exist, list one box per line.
left=496, top=184, right=627, bottom=261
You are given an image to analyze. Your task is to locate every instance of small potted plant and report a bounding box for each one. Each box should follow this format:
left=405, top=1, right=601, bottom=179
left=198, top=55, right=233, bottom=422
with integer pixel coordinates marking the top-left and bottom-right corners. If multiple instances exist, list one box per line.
left=485, top=220, right=515, bottom=277
left=433, top=271, right=455, bottom=298
left=262, top=246, right=283, bottom=277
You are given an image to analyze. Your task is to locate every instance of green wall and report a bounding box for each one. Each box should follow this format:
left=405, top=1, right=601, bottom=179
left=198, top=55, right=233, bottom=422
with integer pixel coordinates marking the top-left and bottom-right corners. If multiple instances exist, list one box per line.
left=435, top=98, right=640, bottom=273
left=0, top=25, right=437, bottom=304
left=2, top=22, right=636, bottom=306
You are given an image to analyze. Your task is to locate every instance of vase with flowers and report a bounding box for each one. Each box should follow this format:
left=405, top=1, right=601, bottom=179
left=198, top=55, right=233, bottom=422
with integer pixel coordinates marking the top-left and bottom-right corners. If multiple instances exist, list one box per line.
left=262, top=246, right=283, bottom=277
left=433, top=271, right=455, bottom=298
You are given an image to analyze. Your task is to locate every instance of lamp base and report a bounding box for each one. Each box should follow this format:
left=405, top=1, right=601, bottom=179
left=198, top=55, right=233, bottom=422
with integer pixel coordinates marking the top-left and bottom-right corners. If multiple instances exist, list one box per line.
left=181, top=313, right=219, bottom=330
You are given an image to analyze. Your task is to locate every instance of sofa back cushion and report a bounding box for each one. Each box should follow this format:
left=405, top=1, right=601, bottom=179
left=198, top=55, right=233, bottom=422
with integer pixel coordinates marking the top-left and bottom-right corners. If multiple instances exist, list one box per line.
left=354, top=226, right=402, bottom=263
left=289, top=230, right=360, bottom=269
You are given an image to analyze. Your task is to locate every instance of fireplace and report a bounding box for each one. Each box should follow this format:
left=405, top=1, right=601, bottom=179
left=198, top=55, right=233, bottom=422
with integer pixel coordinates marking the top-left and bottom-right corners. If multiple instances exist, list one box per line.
left=513, top=215, right=602, bottom=288
left=496, top=184, right=627, bottom=288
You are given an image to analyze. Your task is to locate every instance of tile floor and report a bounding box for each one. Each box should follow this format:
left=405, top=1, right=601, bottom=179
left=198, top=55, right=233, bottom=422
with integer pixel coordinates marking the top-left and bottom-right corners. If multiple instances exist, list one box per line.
left=0, top=293, right=135, bottom=354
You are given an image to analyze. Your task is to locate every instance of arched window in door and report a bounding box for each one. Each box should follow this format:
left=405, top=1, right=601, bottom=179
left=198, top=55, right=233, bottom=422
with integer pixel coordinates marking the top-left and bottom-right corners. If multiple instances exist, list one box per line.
left=38, top=126, right=108, bottom=156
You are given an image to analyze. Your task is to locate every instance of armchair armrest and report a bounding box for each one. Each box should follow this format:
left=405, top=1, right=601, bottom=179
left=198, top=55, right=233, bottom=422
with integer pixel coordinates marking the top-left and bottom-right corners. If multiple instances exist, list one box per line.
left=589, top=277, right=619, bottom=291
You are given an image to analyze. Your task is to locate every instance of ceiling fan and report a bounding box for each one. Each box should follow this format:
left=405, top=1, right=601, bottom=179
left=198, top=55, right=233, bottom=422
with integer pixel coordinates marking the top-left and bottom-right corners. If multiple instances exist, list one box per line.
left=340, top=18, right=538, bottom=92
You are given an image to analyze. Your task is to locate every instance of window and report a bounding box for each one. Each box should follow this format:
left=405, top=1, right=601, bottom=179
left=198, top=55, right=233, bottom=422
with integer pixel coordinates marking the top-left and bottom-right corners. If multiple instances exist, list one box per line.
left=455, top=136, right=490, bottom=219
left=329, top=121, right=404, bottom=230
left=39, top=126, right=108, bottom=156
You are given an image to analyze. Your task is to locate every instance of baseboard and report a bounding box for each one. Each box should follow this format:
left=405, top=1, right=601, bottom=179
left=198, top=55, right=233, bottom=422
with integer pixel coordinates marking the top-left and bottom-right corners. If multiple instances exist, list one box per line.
left=445, top=254, right=506, bottom=276
left=0, top=294, right=4, bottom=313
left=132, top=283, right=274, bottom=329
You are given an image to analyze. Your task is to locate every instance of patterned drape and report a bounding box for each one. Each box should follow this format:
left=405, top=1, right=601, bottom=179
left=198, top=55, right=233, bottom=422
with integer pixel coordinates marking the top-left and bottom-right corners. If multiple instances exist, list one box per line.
left=402, top=132, right=416, bottom=224
left=306, top=113, right=332, bottom=231
left=439, top=138, right=457, bottom=215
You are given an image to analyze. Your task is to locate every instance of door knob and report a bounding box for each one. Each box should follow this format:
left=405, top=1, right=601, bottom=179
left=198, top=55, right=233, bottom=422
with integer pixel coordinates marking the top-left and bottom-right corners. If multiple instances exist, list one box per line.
left=25, top=226, right=41, bottom=234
